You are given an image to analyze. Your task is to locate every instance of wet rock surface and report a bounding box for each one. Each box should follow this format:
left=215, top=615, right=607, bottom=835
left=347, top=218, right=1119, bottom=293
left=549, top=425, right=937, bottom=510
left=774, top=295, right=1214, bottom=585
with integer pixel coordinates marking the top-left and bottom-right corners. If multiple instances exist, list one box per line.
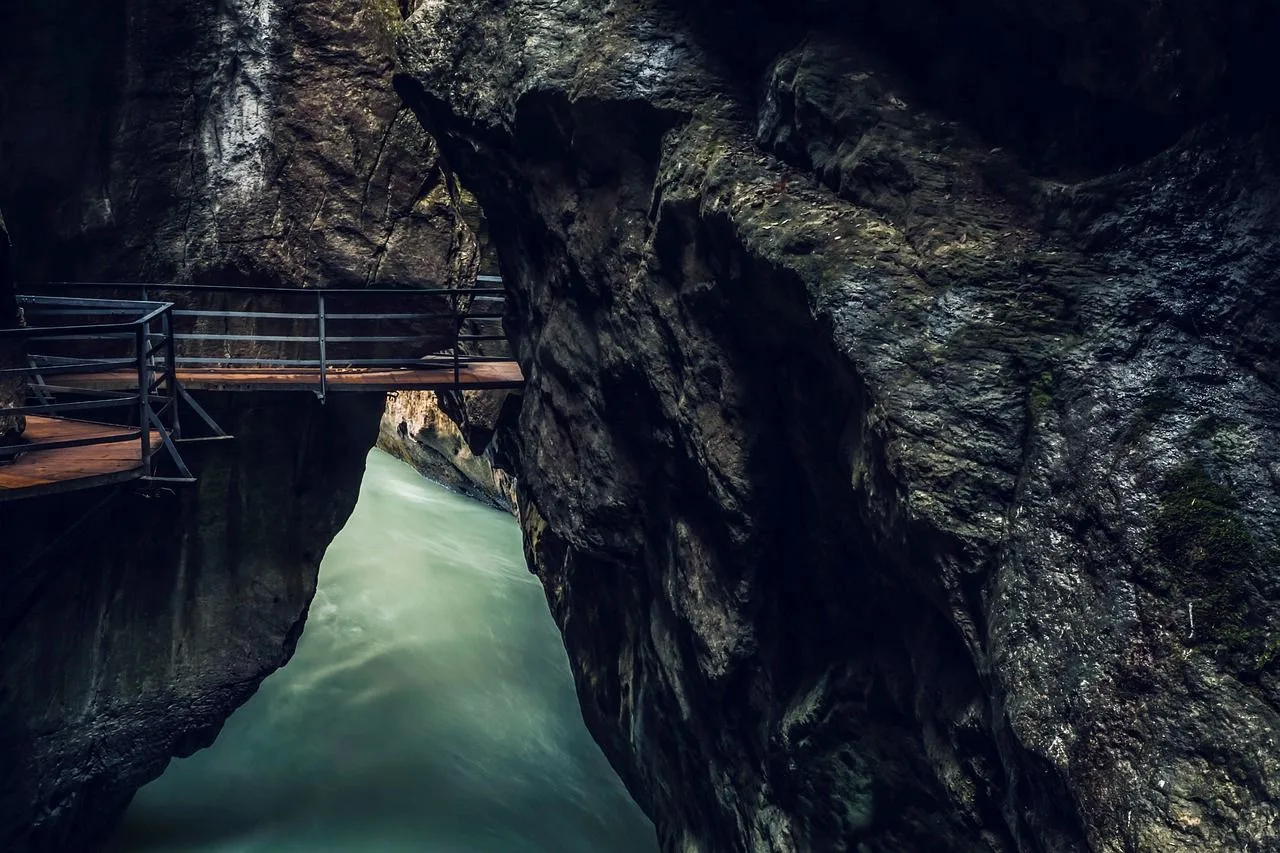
left=396, top=1, right=1280, bottom=850
left=0, top=2, right=470, bottom=850
left=0, top=394, right=384, bottom=852
left=378, top=389, right=518, bottom=511
left=0, top=0, right=472, bottom=287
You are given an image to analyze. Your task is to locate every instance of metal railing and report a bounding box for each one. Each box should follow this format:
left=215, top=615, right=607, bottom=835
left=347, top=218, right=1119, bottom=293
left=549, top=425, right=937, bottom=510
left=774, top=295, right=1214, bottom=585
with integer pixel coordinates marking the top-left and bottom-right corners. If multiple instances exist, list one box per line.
left=43, top=280, right=511, bottom=401
left=0, top=295, right=191, bottom=480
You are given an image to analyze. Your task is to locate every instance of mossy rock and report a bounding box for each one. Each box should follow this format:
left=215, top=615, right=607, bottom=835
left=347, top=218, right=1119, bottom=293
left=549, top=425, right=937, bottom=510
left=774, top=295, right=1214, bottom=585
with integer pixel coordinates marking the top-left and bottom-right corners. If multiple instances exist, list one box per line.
left=1028, top=369, right=1056, bottom=417
left=1151, top=464, right=1272, bottom=667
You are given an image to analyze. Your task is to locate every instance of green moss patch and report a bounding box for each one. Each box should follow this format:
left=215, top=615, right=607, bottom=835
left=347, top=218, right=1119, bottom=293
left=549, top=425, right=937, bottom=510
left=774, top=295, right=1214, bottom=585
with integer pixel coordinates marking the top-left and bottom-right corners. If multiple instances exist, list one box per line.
left=362, top=0, right=405, bottom=46
left=1151, top=465, right=1274, bottom=668
left=1028, top=370, right=1056, bottom=418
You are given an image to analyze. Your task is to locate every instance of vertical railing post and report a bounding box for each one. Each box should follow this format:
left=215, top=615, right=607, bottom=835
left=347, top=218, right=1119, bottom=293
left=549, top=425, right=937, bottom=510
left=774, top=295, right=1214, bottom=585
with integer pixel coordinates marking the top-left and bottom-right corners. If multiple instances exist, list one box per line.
left=317, top=290, right=328, bottom=403
left=454, top=312, right=462, bottom=387
left=163, top=306, right=181, bottom=439
left=136, top=323, right=152, bottom=476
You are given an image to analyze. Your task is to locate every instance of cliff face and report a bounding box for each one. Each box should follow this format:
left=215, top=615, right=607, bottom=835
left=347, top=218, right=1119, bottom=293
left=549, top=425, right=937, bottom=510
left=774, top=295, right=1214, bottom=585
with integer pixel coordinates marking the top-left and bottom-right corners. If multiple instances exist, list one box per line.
left=0, top=0, right=474, bottom=286
left=0, top=395, right=384, bottom=851
left=379, top=389, right=518, bottom=511
left=0, top=2, right=471, bottom=850
left=396, top=2, right=1280, bottom=850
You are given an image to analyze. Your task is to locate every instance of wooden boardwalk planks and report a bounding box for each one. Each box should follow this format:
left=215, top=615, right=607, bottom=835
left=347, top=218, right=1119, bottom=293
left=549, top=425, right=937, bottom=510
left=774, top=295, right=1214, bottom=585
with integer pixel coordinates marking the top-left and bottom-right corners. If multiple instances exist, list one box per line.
left=0, top=361, right=524, bottom=501
left=53, top=361, right=525, bottom=393
left=0, top=417, right=161, bottom=500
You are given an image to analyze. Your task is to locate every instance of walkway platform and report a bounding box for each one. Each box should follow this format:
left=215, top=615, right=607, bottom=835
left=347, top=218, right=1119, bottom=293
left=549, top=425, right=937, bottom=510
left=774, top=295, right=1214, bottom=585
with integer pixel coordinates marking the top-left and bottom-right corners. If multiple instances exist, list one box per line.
left=54, top=361, right=525, bottom=393
left=1, top=283, right=524, bottom=503
left=0, top=417, right=162, bottom=501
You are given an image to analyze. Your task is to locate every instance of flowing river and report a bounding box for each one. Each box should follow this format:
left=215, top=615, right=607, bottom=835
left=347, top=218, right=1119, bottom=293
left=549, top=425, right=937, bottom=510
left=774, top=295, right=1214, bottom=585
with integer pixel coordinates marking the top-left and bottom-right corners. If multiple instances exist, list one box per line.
left=112, top=449, right=657, bottom=853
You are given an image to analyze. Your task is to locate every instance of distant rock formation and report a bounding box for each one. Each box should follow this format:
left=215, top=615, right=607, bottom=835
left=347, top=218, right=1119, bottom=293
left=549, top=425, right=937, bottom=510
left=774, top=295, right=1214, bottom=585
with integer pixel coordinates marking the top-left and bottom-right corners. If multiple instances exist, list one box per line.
left=379, top=388, right=518, bottom=512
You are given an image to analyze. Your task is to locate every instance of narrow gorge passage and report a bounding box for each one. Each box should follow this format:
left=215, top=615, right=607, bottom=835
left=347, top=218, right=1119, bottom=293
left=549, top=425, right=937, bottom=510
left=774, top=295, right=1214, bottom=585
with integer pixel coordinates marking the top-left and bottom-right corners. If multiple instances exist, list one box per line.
left=108, top=449, right=656, bottom=853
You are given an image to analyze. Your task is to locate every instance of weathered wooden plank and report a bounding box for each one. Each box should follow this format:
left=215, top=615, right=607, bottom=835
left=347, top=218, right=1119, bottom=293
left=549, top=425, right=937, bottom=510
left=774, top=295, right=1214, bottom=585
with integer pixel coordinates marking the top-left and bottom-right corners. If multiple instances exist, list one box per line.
left=0, top=417, right=160, bottom=499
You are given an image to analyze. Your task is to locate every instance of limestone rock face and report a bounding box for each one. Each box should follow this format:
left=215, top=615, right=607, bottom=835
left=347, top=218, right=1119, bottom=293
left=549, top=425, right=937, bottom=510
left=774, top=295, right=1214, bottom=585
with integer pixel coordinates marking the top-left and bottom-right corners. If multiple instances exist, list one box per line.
left=396, top=1, right=1280, bottom=850
left=0, top=0, right=474, bottom=287
left=379, top=389, right=518, bottom=511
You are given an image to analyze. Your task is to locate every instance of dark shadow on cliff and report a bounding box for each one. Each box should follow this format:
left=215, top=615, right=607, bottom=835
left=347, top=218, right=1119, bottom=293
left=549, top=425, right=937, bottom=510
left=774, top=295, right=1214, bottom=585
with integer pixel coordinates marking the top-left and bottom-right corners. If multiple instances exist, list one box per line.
left=662, top=0, right=1280, bottom=179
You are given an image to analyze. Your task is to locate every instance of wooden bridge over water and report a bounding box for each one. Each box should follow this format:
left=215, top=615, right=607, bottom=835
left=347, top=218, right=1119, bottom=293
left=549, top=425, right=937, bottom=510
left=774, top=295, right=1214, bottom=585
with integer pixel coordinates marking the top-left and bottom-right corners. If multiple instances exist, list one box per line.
left=0, top=279, right=522, bottom=501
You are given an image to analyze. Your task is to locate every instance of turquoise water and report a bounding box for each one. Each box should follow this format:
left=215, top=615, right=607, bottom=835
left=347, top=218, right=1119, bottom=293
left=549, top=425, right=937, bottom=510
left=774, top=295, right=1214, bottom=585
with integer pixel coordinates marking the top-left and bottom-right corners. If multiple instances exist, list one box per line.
left=112, top=449, right=656, bottom=853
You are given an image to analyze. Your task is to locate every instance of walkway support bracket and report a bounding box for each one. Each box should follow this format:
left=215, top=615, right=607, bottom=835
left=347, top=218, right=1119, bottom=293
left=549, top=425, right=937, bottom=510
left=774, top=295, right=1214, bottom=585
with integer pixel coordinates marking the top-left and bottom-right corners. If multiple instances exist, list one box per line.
left=316, top=290, right=328, bottom=404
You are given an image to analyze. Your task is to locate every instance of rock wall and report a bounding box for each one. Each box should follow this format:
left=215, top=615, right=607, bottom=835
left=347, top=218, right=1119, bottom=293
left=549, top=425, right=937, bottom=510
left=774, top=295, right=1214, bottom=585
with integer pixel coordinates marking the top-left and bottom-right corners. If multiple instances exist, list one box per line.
left=0, top=2, right=473, bottom=850
left=0, top=0, right=474, bottom=286
left=0, top=394, right=384, bottom=851
left=395, top=1, right=1280, bottom=851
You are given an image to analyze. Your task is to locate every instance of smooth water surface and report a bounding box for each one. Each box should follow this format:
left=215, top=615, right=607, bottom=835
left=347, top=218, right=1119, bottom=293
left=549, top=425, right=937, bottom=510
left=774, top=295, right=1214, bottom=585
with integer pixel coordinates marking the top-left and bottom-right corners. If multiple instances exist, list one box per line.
left=113, top=449, right=657, bottom=853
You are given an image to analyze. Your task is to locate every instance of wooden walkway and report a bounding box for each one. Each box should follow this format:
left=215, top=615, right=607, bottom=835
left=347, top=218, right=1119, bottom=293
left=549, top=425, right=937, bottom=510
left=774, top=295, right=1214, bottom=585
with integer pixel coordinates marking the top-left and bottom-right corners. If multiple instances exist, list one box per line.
left=54, top=361, right=525, bottom=393
left=0, top=417, right=162, bottom=501
left=2, top=285, right=525, bottom=503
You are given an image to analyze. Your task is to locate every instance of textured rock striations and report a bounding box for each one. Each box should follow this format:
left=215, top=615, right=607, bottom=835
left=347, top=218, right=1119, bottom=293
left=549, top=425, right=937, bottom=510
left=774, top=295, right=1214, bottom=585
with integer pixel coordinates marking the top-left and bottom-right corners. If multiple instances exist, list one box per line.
left=396, top=1, right=1280, bottom=850
left=0, top=2, right=472, bottom=850
left=379, top=389, right=518, bottom=511
left=0, top=0, right=474, bottom=287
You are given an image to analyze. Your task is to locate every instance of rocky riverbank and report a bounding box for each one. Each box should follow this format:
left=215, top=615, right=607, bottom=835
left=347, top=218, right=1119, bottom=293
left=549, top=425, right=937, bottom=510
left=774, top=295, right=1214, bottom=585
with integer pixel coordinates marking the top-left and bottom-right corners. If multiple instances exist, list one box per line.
left=378, top=389, right=517, bottom=512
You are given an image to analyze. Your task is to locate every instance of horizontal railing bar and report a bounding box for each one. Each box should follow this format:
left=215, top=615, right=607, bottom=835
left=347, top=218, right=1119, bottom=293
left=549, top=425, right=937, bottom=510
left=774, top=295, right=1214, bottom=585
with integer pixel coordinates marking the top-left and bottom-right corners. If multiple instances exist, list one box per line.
left=174, top=333, right=483, bottom=344
left=23, top=354, right=129, bottom=366
left=476, top=275, right=503, bottom=282
left=174, top=357, right=324, bottom=366
left=169, top=356, right=506, bottom=368
left=0, top=430, right=142, bottom=457
left=0, top=322, right=143, bottom=339
left=332, top=356, right=514, bottom=365
left=29, top=387, right=176, bottom=406
left=27, top=384, right=143, bottom=399
left=433, top=355, right=514, bottom=363
left=325, top=312, right=457, bottom=321
left=176, top=309, right=501, bottom=321
left=175, top=333, right=322, bottom=343
left=175, top=309, right=320, bottom=320
left=324, top=335, right=435, bottom=343
left=0, top=359, right=136, bottom=377
left=3, top=396, right=141, bottom=417
left=327, top=361, right=455, bottom=369
left=18, top=294, right=172, bottom=312
left=11, top=331, right=138, bottom=342
left=22, top=306, right=158, bottom=316
left=36, top=281, right=505, bottom=297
